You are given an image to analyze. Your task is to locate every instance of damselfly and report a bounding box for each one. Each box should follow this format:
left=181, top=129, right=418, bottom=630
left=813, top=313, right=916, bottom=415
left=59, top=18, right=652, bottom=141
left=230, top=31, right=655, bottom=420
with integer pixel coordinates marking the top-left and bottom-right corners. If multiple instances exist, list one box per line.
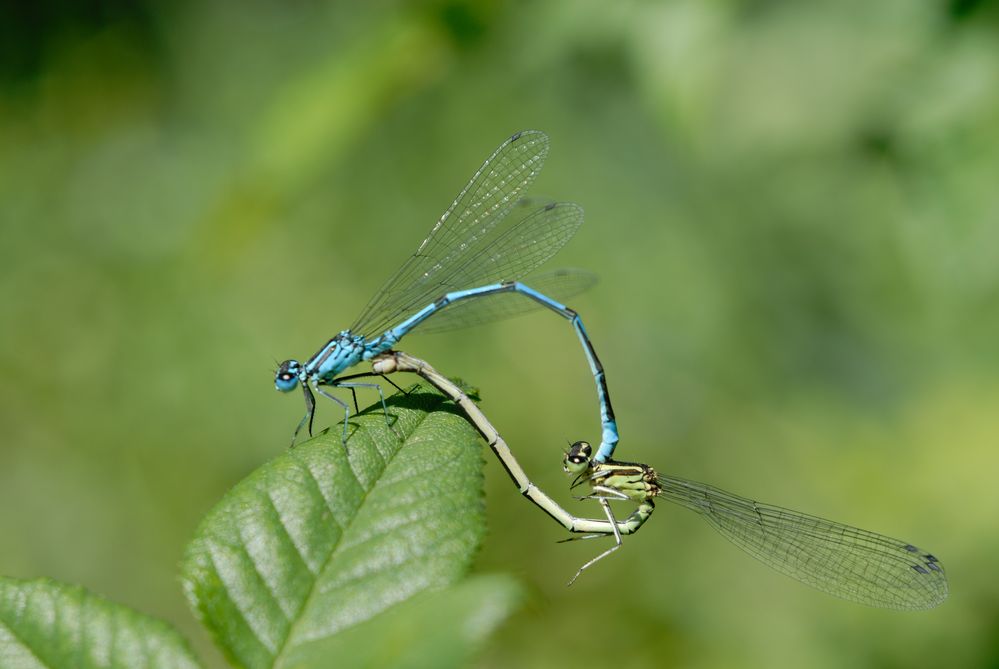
left=371, top=352, right=947, bottom=610
left=560, top=440, right=947, bottom=609
left=276, top=131, right=618, bottom=460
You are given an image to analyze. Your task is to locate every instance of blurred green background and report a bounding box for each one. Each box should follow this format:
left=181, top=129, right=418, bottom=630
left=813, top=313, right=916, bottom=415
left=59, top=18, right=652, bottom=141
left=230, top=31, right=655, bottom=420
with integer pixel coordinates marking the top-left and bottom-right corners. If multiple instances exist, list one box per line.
left=2, top=0, right=998, bottom=667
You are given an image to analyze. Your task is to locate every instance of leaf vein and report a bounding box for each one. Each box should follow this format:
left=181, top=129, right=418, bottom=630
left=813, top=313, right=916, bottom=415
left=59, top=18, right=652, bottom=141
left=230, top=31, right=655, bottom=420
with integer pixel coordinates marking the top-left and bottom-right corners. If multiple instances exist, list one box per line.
left=206, top=540, right=282, bottom=657
left=301, top=461, right=344, bottom=531
left=272, top=399, right=444, bottom=662
left=263, top=491, right=317, bottom=578
left=322, top=524, right=474, bottom=596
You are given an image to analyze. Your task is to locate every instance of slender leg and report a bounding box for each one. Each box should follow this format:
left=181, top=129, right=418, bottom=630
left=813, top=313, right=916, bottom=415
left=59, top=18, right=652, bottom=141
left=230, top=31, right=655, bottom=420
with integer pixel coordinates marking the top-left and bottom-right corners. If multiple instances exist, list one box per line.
left=314, top=384, right=352, bottom=443
left=334, top=370, right=409, bottom=396
left=567, top=498, right=623, bottom=586
left=335, top=380, right=401, bottom=439
left=573, top=485, right=631, bottom=503
left=291, top=383, right=318, bottom=447
left=313, top=378, right=402, bottom=443
left=561, top=488, right=632, bottom=541
left=291, top=413, right=310, bottom=448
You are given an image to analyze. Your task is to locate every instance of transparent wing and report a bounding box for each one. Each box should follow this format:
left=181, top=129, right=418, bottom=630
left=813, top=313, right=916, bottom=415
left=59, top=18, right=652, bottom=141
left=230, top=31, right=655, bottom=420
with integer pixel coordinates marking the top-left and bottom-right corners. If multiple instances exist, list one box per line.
left=414, top=267, right=597, bottom=334
left=355, top=195, right=584, bottom=338
left=351, top=130, right=552, bottom=338
left=656, top=474, right=948, bottom=610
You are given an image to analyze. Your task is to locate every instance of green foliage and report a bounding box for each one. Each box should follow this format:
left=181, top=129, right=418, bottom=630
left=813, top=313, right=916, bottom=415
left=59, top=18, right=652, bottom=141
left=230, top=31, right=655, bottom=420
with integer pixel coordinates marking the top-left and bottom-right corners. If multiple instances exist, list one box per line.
left=0, top=576, right=202, bottom=669
left=181, top=386, right=487, bottom=668
left=277, top=574, right=523, bottom=669
left=0, top=387, right=508, bottom=668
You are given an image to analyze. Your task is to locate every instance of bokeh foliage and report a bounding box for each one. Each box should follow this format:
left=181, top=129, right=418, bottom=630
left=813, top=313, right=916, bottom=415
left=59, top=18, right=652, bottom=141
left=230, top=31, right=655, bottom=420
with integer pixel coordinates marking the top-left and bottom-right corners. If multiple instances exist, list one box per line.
left=2, top=1, right=998, bottom=667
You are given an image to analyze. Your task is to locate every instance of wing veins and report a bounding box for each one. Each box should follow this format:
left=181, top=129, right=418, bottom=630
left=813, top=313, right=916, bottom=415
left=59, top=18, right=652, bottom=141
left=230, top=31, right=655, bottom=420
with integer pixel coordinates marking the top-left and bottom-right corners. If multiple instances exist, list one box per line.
left=656, top=474, right=947, bottom=609
left=351, top=131, right=550, bottom=336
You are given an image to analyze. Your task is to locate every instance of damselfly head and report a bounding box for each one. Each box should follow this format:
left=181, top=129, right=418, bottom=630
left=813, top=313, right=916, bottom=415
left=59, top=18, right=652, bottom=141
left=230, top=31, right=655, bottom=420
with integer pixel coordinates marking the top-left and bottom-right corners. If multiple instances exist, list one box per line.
left=275, top=360, right=302, bottom=392
left=563, top=440, right=592, bottom=475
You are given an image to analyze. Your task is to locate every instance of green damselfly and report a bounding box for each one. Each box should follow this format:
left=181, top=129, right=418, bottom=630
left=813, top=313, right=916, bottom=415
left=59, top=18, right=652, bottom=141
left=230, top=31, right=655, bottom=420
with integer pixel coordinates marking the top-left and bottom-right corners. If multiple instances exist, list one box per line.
left=370, top=351, right=947, bottom=610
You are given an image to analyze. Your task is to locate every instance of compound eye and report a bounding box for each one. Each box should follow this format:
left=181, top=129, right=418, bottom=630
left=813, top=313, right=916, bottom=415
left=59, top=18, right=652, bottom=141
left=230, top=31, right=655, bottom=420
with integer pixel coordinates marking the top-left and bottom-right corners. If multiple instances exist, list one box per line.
left=567, top=440, right=592, bottom=459
left=274, top=361, right=301, bottom=392
left=563, top=441, right=593, bottom=474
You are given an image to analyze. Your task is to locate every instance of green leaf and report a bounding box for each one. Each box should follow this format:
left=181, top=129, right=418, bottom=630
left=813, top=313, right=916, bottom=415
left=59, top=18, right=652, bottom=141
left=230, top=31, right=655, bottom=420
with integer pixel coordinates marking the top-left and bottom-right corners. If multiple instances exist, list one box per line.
left=181, top=384, right=485, bottom=669
left=279, top=574, right=524, bottom=669
left=0, top=576, right=202, bottom=669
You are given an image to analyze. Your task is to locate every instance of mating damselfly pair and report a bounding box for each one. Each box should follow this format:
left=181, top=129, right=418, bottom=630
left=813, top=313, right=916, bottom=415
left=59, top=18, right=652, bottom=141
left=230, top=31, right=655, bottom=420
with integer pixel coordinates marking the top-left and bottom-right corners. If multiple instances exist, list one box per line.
left=273, top=131, right=947, bottom=610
